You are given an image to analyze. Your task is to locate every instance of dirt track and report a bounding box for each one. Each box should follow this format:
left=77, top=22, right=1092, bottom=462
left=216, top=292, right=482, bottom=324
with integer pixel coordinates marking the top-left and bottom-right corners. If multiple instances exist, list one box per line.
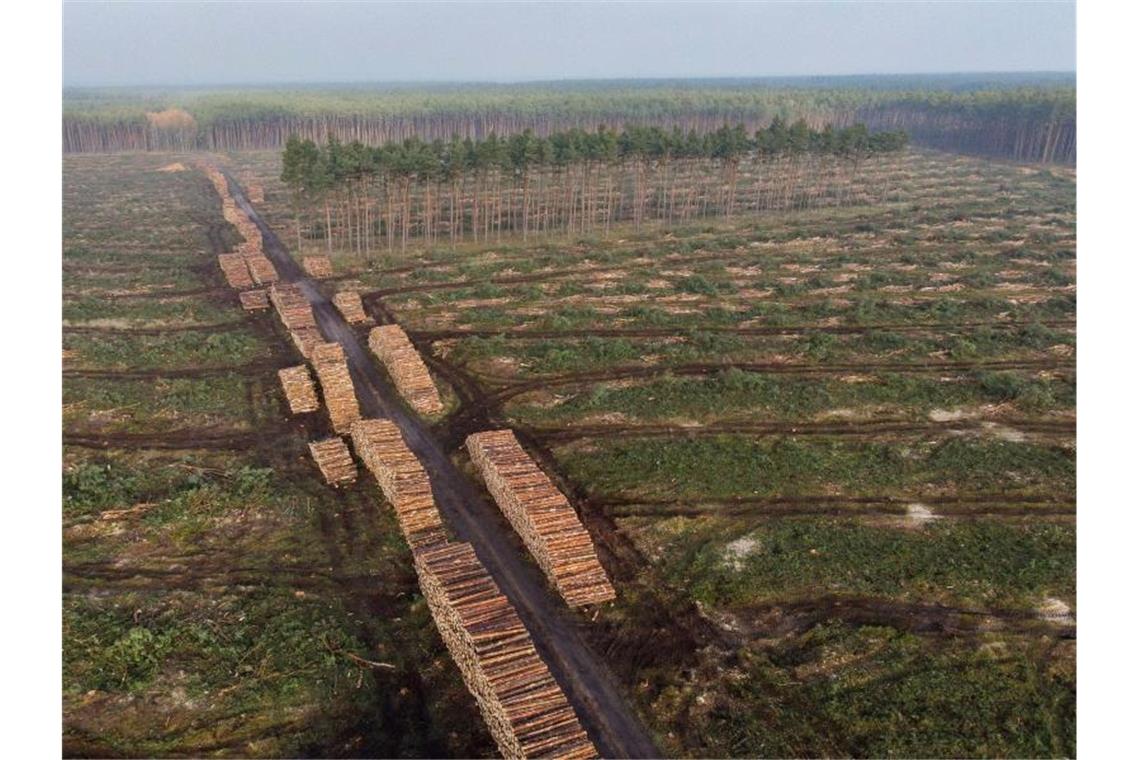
left=408, top=319, right=1076, bottom=343
left=227, top=174, right=660, bottom=759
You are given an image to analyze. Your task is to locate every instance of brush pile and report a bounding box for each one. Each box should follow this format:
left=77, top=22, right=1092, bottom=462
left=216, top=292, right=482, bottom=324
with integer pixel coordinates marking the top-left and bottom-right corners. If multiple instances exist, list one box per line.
left=277, top=365, right=320, bottom=414
left=333, top=290, right=372, bottom=324
left=311, top=342, right=361, bottom=434
left=350, top=418, right=446, bottom=548
left=368, top=325, right=443, bottom=415
left=269, top=283, right=317, bottom=330
left=303, top=256, right=334, bottom=279
left=217, top=253, right=254, bottom=289
left=466, top=430, right=616, bottom=608
left=308, top=436, right=357, bottom=485
left=237, top=288, right=269, bottom=311
left=413, top=541, right=598, bottom=759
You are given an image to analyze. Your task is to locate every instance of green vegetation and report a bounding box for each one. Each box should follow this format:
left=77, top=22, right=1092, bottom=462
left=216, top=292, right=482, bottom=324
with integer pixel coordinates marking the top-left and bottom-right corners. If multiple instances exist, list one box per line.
left=648, top=516, right=1073, bottom=609
left=561, top=436, right=1074, bottom=500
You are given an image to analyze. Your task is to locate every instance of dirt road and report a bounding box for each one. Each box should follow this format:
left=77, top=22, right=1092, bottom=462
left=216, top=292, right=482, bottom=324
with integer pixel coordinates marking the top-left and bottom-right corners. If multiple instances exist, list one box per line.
left=226, top=175, right=660, bottom=759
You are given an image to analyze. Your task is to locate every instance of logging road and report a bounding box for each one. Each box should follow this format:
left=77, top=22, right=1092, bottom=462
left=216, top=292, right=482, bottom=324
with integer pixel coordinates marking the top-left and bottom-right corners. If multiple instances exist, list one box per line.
left=227, top=174, right=660, bottom=759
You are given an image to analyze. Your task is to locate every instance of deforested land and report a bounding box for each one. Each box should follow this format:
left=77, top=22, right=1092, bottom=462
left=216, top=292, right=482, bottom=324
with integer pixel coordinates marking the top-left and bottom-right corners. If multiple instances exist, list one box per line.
left=63, top=75, right=1075, bottom=759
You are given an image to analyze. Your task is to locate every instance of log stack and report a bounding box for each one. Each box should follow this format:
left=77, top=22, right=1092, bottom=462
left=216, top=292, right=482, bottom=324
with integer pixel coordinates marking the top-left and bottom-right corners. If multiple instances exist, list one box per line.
left=238, top=288, right=270, bottom=311
left=289, top=327, right=325, bottom=359
left=368, top=325, right=444, bottom=415
left=269, top=283, right=317, bottom=330
left=350, top=418, right=446, bottom=548
left=466, top=430, right=616, bottom=608
left=333, top=290, right=372, bottom=324
left=413, top=541, right=598, bottom=760
left=308, top=437, right=357, bottom=486
left=303, top=256, right=334, bottom=279
left=311, top=342, right=361, bottom=434
left=277, top=365, right=320, bottom=414
left=244, top=254, right=279, bottom=285
left=217, top=254, right=254, bottom=289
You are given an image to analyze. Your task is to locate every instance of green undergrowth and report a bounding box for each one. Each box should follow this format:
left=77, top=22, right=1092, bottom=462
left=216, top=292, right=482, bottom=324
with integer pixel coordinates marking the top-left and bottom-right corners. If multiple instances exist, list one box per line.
left=644, top=515, right=1074, bottom=610
left=509, top=368, right=1075, bottom=423
left=560, top=436, right=1074, bottom=500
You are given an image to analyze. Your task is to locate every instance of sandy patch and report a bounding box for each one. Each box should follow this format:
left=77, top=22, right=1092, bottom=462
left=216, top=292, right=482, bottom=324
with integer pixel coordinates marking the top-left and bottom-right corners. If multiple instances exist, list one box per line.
left=722, top=536, right=760, bottom=571
left=157, top=162, right=188, bottom=173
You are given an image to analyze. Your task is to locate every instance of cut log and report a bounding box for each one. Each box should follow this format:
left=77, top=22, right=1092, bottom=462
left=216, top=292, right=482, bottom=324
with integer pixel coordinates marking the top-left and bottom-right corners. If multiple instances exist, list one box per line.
left=308, top=436, right=357, bottom=485
left=243, top=254, right=279, bottom=285
left=237, top=288, right=270, bottom=311
left=350, top=418, right=446, bottom=548
left=333, top=290, right=372, bottom=324
left=289, top=327, right=325, bottom=359
left=269, top=283, right=317, bottom=330
left=278, top=365, right=320, bottom=414
left=311, top=342, right=361, bottom=434
left=217, top=254, right=254, bottom=289
left=467, top=430, right=616, bottom=608
left=303, top=256, right=334, bottom=279
left=414, top=541, right=598, bottom=759
left=368, top=325, right=443, bottom=415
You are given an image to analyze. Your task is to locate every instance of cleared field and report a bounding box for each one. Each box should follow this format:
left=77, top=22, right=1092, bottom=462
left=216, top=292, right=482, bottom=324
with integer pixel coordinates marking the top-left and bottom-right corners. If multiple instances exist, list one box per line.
left=65, top=146, right=1074, bottom=758
left=62, top=153, right=495, bottom=757
left=223, top=146, right=1075, bottom=757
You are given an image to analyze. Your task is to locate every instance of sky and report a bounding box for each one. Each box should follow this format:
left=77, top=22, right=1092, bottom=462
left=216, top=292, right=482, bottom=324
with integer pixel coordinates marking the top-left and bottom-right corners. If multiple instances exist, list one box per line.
left=63, top=1, right=1076, bottom=88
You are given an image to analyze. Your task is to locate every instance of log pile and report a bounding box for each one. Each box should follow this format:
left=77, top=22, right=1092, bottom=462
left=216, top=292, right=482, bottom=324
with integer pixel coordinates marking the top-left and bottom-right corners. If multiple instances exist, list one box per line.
left=289, top=327, right=325, bottom=359
left=277, top=365, right=320, bottom=414
left=311, top=342, right=361, bottom=434
left=303, top=256, right=334, bottom=279
left=308, top=437, right=357, bottom=486
left=244, top=254, right=279, bottom=285
left=350, top=418, right=446, bottom=549
left=368, top=325, right=444, bottom=415
left=269, top=283, right=317, bottom=330
left=333, top=290, right=372, bottom=324
left=238, top=288, right=270, bottom=311
left=217, top=253, right=254, bottom=289
left=414, top=541, right=598, bottom=760
left=466, top=430, right=616, bottom=608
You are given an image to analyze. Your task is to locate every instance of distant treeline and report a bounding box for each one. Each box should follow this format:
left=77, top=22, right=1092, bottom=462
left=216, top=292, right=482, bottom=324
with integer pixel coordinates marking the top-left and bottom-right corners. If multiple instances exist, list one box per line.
left=62, top=77, right=1074, bottom=164
left=279, top=120, right=908, bottom=254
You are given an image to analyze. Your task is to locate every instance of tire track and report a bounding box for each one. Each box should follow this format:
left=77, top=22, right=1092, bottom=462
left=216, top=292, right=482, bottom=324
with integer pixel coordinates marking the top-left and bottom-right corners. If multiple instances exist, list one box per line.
left=409, top=318, right=1076, bottom=343
left=526, top=417, right=1074, bottom=443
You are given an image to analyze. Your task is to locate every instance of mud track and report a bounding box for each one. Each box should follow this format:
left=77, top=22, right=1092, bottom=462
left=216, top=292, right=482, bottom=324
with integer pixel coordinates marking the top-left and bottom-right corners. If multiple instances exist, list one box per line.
left=466, top=357, right=1073, bottom=407
left=63, top=320, right=251, bottom=335
left=526, top=417, right=1075, bottom=443
left=63, top=425, right=290, bottom=451
left=226, top=173, right=659, bottom=758
left=741, top=594, right=1075, bottom=639
left=63, top=358, right=288, bottom=380
left=409, top=319, right=1076, bottom=343
left=591, top=493, right=1074, bottom=519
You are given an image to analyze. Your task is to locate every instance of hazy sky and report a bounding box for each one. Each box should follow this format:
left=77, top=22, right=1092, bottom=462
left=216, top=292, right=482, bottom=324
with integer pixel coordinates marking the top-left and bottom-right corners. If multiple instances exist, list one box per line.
left=63, top=1, right=1075, bottom=87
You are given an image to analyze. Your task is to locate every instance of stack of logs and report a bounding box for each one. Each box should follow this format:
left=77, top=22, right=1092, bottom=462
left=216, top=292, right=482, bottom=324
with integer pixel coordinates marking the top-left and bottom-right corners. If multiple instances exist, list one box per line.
left=350, top=418, right=446, bottom=548
left=308, top=437, right=357, bottom=485
left=303, top=256, right=334, bottom=279
left=414, top=541, right=598, bottom=759
left=269, top=283, right=317, bottom=330
left=333, top=291, right=372, bottom=325
left=244, top=254, right=279, bottom=285
left=237, top=288, right=269, bottom=311
left=311, top=342, right=361, bottom=434
left=277, top=365, right=320, bottom=414
left=368, top=325, right=444, bottom=415
left=290, top=327, right=325, bottom=359
left=217, top=253, right=254, bottom=289
left=467, top=430, right=616, bottom=608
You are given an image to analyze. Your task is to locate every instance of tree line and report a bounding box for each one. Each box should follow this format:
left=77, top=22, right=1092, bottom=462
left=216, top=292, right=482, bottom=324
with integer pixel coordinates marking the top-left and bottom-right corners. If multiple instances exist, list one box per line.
left=62, top=79, right=1071, bottom=163
left=279, top=120, right=907, bottom=256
